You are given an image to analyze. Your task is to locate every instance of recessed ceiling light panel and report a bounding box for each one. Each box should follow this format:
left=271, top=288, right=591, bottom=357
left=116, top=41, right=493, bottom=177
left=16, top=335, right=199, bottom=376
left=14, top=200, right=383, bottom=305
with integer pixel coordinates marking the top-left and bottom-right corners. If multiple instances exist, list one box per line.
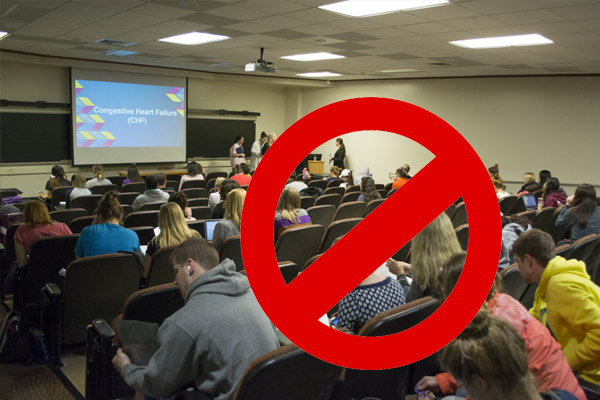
left=281, top=52, right=345, bottom=61
left=319, top=0, right=449, bottom=17
left=380, top=68, right=419, bottom=73
left=0, top=31, right=9, bottom=40
left=450, top=34, right=553, bottom=49
left=159, top=32, right=230, bottom=45
left=297, top=72, right=342, bottom=77
left=105, top=50, right=138, bottom=56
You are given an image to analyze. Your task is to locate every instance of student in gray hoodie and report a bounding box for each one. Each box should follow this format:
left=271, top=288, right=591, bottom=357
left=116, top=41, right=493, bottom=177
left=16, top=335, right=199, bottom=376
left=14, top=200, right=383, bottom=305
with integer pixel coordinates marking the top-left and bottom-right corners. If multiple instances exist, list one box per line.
left=112, top=237, right=279, bottom=399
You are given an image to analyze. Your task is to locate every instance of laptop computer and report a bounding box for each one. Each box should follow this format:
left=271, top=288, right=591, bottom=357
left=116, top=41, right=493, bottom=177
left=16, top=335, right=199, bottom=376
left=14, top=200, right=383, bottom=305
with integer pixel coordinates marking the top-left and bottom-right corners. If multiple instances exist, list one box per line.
left=203, top=219, right=220, bottom=241
left=522, top=194, right=537, bottom=210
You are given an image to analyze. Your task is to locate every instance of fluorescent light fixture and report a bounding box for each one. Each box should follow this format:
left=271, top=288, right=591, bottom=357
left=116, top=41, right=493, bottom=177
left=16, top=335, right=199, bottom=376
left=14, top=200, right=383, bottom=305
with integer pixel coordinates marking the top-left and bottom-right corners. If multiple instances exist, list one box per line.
left=319, top=0, right=449, bottom=17
left=159, top=32, right=229, bottom=45
left=281, top=52, right=345, bottom=62
left=380, top=68, right=419, bottom=73
left=0, top=31, right=9, bottom=40
left=297, top=72, right=341, bottom=77
left=450, top=34, right=553, bottom=49
left=105, top=50, right=138, bottom=56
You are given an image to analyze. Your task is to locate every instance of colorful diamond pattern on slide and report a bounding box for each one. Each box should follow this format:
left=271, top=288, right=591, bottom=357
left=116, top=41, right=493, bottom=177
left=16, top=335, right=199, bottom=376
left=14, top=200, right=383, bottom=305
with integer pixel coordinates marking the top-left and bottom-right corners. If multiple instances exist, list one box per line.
left=75, top=80, right=115, bottom=147
left=166, top=87, right=185, bottom=116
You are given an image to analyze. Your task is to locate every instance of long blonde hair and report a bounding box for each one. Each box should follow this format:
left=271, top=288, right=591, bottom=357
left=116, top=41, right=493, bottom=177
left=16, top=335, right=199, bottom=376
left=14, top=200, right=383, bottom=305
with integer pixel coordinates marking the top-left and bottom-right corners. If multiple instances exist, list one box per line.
left=224, top=188, right=246, bottom=227
left=277, top=187, right=301, bottom=224
left=411, top=213, right=461, bottom=293
left=92, top=164, right=105, bottom=181
left=154, top=203, right=199, bottom=248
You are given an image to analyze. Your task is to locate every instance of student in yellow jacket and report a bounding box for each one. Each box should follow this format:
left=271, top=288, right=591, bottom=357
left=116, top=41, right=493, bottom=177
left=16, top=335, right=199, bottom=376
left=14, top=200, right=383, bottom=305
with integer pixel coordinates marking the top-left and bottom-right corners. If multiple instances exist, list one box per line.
left=513, top=229, right=600, bottom=386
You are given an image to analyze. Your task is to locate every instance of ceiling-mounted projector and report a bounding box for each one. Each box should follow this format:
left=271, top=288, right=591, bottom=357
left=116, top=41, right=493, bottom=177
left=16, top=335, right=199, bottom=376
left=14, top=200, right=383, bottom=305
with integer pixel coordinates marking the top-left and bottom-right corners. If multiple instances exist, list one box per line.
left=245, top=47, right=277, bottom=73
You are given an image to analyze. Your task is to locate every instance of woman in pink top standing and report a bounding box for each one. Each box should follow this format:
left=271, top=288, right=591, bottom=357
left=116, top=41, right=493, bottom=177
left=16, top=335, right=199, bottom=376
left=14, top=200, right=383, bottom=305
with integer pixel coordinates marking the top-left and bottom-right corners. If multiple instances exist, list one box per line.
left=229, top=136, right=246, bottom=171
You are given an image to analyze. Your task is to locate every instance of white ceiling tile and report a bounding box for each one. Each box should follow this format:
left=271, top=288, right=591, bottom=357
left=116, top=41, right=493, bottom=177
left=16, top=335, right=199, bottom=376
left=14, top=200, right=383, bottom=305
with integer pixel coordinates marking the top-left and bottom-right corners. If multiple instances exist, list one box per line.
left=518, top=21, right=587, bottom=34
left=325, top=18, right=385, bottom=32
left=250, top=15, right=312, bottom=29
left=549, top=31, right=600, bottom=43
left=443, top=16, right=508, bottom=30
left=578, top=19, right=600, bottom=31
left=493, top=9, right=565, bottom=25
left=406, top=4, right=480, bottom=20
left=401, top=22, right=458, bottom=35
left=53, top=2, right=123, bottom=18
left=205, top=5, right=271, bottom=20
left=0, top=38, right=38, bottom=50
left=550, top=3, right=600, bottom=21
left=465, top=26, right=530, bottom=38
left=237, top=1, right=308, bottom=13
left=222, top=21, right=276, bottom=33
left=138, top=20, right=211, bottom=35
left=360, top=27, right=414, bottom=39
left=289, top=24, right=346, bottom=36
left=128, top=3, right=198, bottom=18
left=75, top=1, right=146, bottom=11
left=459, top=1, right=541, bottom=15
left=363, top=13, right=429, bottom=27
left=283, top=8, right=347, bottom=23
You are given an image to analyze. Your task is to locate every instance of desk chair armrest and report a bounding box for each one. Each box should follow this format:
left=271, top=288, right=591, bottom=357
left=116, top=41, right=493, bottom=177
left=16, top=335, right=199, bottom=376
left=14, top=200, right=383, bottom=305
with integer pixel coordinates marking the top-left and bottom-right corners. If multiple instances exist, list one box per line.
left=44, top=282, right=62, bottom=298
left=41, top=282, right=63, bottom=366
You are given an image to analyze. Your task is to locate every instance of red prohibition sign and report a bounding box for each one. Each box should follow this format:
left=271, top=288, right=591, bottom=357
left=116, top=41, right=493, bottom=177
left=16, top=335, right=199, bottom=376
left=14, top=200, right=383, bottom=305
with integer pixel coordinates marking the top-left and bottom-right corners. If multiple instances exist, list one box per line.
left=241, top=97, right=501, bottom=370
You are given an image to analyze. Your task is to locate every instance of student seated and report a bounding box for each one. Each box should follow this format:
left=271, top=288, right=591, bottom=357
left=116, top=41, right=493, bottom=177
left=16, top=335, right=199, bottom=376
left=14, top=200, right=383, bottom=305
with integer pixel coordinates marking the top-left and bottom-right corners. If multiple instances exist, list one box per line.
left=74, top=191, right=140, bottom=257
left=122, top=166, right=144, bottom=186
left=66, top=172, right=92, bottom=208
left=230, top=163, right=252, bottom=186
left=211, top=179, right=240, bottom=219
left=112, top=237, right=279, bottom=399
left=417, top=252, right=584, bottom=400
left=357, top=176, right=381, bottom=202
left=212, top=188, right=244, bottom=251
left=86, top=164, right=112, bottom=188
left=438, top=311, right=579, bottom=400
left=208, top=177, right=226, bottom=211
left=555, top=183, right=600, bottom=242
left=391, top=167, right=409, bottom=190
left=132, top=174, right=169, bottom=211
left=178, top=161, right=205, bottom=191
left=274, top=187, right=311, bottom=238
left=513, top=229, right=600, bottom=386
left=539, top=177, right=567, bottom=209
left=168, top=191, right=194, bottom=221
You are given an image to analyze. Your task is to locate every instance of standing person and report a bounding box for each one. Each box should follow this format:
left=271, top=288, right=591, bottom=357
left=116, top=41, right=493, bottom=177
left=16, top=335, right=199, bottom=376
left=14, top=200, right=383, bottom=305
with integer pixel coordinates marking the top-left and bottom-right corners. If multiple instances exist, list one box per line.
left=178, top=162, right=205, bottom=191
left=250, top=132, right=268, bottom=171
left=14, top=201, right=72, bottom=267
left=555, top=183, right=600, bottom=242
left=74, top=191, right=140, bottom=258
left=122, top=166, right=144, bottom=185
left=330, top=138, right=346, bottom=169
left=86, top=164, right=112, bottom=188
left=513, top=229, right=600, bottom=386
left=112, top=237, right=279, bottom=400
left=437, top=311, right=579, bottom=400
left=261, top=132, right=277, bottom=155
left=229, top=136, right=246, bottom=171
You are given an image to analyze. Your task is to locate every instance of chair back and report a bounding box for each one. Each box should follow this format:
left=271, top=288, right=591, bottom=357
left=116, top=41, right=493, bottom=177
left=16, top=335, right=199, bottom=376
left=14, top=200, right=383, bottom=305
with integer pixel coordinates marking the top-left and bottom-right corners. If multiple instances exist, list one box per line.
left=69, top=215, right=96, bottom=233
left=121, top=182, right=147, bottom=194
left=532, top=207, right=556, bottom=230
left=234, top=343, right=342, bottom=400
left=326, top=179, right=342, bottom=188
left=571, top=234, right=600, bottom=265
left=307, top=205, right=336, bottom=228
left=333, top=201, right=366, bottom=221
left=187, top=198, right=209, bottom=207
left=206, top=178, right=217, bottom=192
left=376, top=189, right=387, bottom=199
left=319, top=218, right=362, bottom=253
left=181, top=180, right=206, bottom=190
left=364, top=199, right=385, bottom=217
left=302, top=253, right=321, bottom=272
left=277, top=261, right=299, bottom=284
left=345, top=185, right=360, bottom=193
left=122, top=204, right=134, bottom=218
left=166, top=174, right=181, bottom=183
left=63, top=253, right=140, bottom=344
left=300, top=196, right=315, bottom=209
left=90, top=184, right=118, bottom=195
left=51, top=186, right=73, bottom=210
left=26, top=234, right=79, bottom=304
left=124, top=211, right=159, bottom=228
left=206, top=172, right=228, bottom=182
left=165, top=180, right=179, bottom=191
left=71, top=195, right=103, bottom=214
left=3, top=223, right=21, bottom=269
left=501, top=264, right=528, bottom=301
left=50, top=208, right=88, bottom=225
left=444, top=203, right=456, bottom=219
left=554, top=243, right=573, bottom=259
left=359, top=297, right=439, bottom=337
left=146, top=245, right=178, bottom=287
left=190, top=206, right=212, bottom=220
left=182, top=188, right=207, bottom=199
left=455, top=224, right=469, bottom=251
left=307, top=180, right=326, bottom=190
left=340, top=192, right=360, bottom=204
left=520, top=282, right=538, bottom=310
left=511, top=196, right=526, bottom=214
left=392, top=241, right=411, bottom=263
left=585, top=240, right=600, bottom=285
left=544, top=208, right=570, bottom=243
left=275, top=225, right=325, bottom=269
left=324, top=186, right=344, bottom=196
left=219, top=235, right=244, bottom=272
left=106, top=176, right=126, bottom=189
left=516, top=210, right=536, bottom=223
left=314, top=194, right=341, bottom=207
left=130, top=226, right=155, bottom=245
left=118, top=192, right=140, bottom=205
left=451, top=202, right=468, bottom=228
left=138, top=202, right=164, bottom=211
left=498, top=195, right=519, bottom=216
left=186, top=220, right=204, bottom=236
left=122, top=283, right=184, bottom=324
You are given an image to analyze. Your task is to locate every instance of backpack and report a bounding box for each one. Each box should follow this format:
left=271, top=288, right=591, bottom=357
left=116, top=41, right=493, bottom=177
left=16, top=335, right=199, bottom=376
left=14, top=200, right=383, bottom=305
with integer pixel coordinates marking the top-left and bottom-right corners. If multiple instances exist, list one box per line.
left=0, top=311, right=24, bottom=363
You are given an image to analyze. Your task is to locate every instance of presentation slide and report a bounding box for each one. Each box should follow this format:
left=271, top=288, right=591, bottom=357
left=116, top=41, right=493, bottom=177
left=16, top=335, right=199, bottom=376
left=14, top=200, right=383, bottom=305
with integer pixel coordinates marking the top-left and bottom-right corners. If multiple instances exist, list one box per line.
left=71, top=68, right=187, bottom=165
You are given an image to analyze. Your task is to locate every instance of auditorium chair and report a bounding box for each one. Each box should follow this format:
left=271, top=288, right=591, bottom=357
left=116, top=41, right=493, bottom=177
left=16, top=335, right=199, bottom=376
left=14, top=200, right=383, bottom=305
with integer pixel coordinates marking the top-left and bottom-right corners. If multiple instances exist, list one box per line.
left=182, top=188, right=207, bottom=199
left=165, top=180, right=179, bottom=191
left=333, top=201, right=366, bottom=221
left=330, top=297, right=439, bottom=400
left=69, top=215, right=96, bottom=233
left=444, top=203, right=455, bottom=219
left=570, top=234, right=600, bottom=266
left=277, top=261, right=299, bottom=284
left=345, top=185, right=360, bottom=193
left=129, top=226, right=155, bottom=246
left=516, top=210, right=536, bottom=223
left=300, top=196, right=315, bottom=209
left=498, top=195, right=519, bottom=216
left=501, top=264, right=537, bottom=309
left=340, top=192, right=360, bottom=204
left=180, top=180, right=207, bottom=190
left=117, top=192, right=139, bottom=206
left=90, top=184, right=119, bottom=195
left=42, top=253, right=141, bottom=366
left=554, top=243, right=573, bottom=259
left=376, top=189, right=387, bottom=198
left=166, top=174, right=181, bottom=183
left=186, top=220, right=204, bottom=237
left=206, top=172, right=227, bottom=182
left=70, top=194, right=103, bottom=214
left=144, top=245, right=178, bottom=287
left=138, top=202, right=164, bottom=211
left=532, top=207, right=556, bottom=231
left=326, top=179, right=342, bottom=188
left=219, top=235, right=243, bottom=272
left=319, top=218, right=362, bottom=253
left=189, top=206, right=211, bottom=220
left=187, top=198, right=209, bottom=207
left=205, top=178, right=217, bottom=192
left=510, top=196, right=527, bottom=214
left=324, top=186, right=344, bottom=196
left=364, top=198, right=385, bottom=217
left=106, top=176, right=126, bottom=189
left=275, top=225, right=325, bottom=269
left=455, top=223, right=469, bottom=251
left=392, top=241, right=411, bottom=263
left=307, top=205, right=336, bottom=229
left=233, top=343, right=342, bottom=400
left=124, top=210, right=159, bottom=228
left=121, top=182, right=147, bottom=194
left=451, top=202, right=468, bottom=228
left=122, top=204, right=133, bottom=218
left=314, top=194, right=341, bottom=207
left=50, top=208, right=88, bottom=226
left=586, top=240, right=600, bottom=284
left=307, top=180, right=326, bottom=190
left=51, top=186, right=73, bottom=210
